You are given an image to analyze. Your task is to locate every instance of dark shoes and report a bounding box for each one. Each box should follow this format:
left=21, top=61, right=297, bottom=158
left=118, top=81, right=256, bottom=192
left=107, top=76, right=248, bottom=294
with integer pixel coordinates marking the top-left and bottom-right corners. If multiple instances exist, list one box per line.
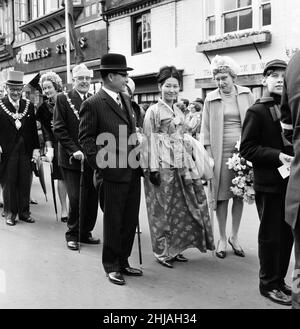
left=67, top=241, right=79, bottom=251
left=174, top=254, right=188, bottom=262
left=121, top=266, right=143, bottom=276
left=157, top=258, right=173, bottom=268
left=6, top=218, right=16, bottom=226
left=61, top=217, right=68, bottom=223
left=215, top=240, right=226, bottom=259
left=0, top=201, right=3, bottom=208
left=260, top=288, right=292, bottom=306
left=280, top=283, right=292, bottom=296
left=19, top=217, right=35, bottom=223
left=80, top=236, right=101, bottom=244
left=228, top=237, right=245, bottom=257
left=107, top=272, right=126, bottom=285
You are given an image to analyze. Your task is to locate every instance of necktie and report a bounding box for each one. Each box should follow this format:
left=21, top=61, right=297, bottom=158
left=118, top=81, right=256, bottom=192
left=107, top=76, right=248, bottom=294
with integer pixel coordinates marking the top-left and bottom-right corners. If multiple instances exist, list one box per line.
left=116, top=95, right=123, bottom=111
left=14, top=103, right=19, bottom=113
left=83, top=94, right=87, bottom=101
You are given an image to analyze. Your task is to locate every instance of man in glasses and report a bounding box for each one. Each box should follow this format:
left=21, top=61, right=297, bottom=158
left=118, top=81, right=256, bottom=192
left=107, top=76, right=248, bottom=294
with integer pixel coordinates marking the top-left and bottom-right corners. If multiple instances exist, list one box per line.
left=79, top=53, right=143, bottom=285
left=53, top=64, right=99, bottom=251
left=0, top=71, right=40, bottom=226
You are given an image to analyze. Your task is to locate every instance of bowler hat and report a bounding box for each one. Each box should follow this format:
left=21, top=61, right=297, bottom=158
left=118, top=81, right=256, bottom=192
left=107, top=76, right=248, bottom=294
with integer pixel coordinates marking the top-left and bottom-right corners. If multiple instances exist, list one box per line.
left=99, top=53, right=133, bottom=71
left=6, top=71, right=24, bottom=86
left=263, top=59, right=287, bottom=76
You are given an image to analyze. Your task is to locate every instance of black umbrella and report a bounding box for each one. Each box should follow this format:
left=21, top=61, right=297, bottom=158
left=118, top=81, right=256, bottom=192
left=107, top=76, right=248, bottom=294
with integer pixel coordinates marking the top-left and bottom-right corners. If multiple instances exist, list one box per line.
left=50, top=162, right=58, bottom=221
left=32, top=157, right=47, bottom=202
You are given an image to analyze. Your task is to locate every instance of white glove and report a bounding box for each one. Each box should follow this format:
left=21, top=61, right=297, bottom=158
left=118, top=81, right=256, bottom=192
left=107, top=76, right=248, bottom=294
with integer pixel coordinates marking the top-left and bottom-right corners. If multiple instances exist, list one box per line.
left=279, top=152, right=293, bottom=166
left=45, top=147, right=54, bottom=163
left=0, top=145, right=2, bottom=153
left=73, top=150, right=84, bottom=161
left=32, top=149, right=40, bottom=162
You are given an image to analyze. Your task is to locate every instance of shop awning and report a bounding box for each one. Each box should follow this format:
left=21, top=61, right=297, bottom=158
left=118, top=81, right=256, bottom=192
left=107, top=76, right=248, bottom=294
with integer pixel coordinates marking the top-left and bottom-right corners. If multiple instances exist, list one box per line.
left=23, top=73, right=40, bottom=85
left=23, top=73, right=41, bottom=92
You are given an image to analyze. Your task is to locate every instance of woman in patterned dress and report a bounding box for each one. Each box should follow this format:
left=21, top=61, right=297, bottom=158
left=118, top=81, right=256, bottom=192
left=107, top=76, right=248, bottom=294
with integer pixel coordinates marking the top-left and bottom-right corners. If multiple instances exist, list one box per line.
left=143, top=66, right=215, bottom=268
left=36, top=72, right=68, bottom=222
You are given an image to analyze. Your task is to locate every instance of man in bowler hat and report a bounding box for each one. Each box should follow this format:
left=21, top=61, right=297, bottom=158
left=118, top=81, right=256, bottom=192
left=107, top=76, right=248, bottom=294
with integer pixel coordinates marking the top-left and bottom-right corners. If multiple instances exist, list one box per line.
left=0, top=71, right=40, bottom=226
left=240, top=59, right=294, bottom=306
left=53, top=64, right=100, bottom=251
left=79, top=53, right=143, bottom=285
left=281, top=51, right=300, bottom=309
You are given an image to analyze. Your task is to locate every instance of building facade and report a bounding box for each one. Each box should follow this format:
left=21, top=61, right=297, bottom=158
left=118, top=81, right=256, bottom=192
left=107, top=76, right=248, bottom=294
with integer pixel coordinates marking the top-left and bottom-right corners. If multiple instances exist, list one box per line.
left=1, top=0, right=300, bottom=105
left=104, top=0, right=300, bottom=103
left=0, top=0, right=107, bottom=103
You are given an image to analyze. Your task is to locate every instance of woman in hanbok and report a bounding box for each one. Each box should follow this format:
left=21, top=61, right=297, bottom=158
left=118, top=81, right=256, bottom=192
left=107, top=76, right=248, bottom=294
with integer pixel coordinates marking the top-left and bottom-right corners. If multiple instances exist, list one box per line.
left=143, top=65, right=215, bottom=268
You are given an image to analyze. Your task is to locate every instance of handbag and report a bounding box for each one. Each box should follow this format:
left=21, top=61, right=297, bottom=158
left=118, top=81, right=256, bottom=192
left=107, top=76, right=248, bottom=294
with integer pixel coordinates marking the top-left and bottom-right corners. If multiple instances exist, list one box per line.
left=183, top=133, right=214, bottom=180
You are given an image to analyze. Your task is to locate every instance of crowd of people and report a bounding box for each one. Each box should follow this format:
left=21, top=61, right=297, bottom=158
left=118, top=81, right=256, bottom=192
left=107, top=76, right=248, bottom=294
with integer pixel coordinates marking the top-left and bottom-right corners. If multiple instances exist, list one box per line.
left=0, top=51, right=299, bottom=309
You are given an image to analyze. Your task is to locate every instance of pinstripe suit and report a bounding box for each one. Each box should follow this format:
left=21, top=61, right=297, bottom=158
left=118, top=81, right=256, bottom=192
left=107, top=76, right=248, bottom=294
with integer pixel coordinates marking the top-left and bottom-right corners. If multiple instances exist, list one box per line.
left=79, top=88, right=141, bottom=273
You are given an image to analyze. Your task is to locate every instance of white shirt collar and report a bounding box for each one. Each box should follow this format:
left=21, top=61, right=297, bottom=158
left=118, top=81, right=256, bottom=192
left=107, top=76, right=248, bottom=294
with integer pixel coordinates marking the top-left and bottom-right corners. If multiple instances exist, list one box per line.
left=75, top=89, right=87, bottom=100
left=8, top=96, right=20, bottom=108
left=102, top=86, right=120, bottom=104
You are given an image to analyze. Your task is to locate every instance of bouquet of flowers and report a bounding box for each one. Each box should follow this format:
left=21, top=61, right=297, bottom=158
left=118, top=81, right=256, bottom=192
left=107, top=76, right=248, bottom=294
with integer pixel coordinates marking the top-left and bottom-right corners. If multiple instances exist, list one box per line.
left=226, top=140, right=255, bottom=204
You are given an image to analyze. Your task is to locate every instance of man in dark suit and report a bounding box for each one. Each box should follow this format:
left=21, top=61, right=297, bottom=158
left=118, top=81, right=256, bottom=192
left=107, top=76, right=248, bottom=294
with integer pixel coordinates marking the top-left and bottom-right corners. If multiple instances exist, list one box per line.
left=79, top=53, right=142, bottom=285
left=240, top=59, right=294, bottom=306
left=53, top=64, right=99, bottom=251
left=0, top=71, right=40, bottom=226
left=281, top=51, right=300, bottom=309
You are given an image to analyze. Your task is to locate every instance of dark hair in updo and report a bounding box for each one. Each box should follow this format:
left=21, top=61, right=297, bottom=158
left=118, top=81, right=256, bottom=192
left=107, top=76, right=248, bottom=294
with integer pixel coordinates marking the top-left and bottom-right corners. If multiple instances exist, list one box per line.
left=156, top=66, right=180, bottom=85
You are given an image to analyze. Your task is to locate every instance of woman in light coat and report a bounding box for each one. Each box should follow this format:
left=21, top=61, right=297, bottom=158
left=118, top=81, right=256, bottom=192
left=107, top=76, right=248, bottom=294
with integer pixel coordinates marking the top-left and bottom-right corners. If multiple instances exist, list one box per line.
left=201, top=55, right=254, bottom=259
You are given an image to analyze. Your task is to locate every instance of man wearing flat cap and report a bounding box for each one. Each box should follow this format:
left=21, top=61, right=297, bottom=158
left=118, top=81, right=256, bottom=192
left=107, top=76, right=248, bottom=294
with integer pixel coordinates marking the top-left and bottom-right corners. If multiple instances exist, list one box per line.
left=79, top=53, right=143, bottom=285
left=0, top=71, right=40, bottom=226
left=240, top=59, right=294, bottom=306
left=280, top=51, right=300, bottom=309
left=53, top=63, right=99, bottom=251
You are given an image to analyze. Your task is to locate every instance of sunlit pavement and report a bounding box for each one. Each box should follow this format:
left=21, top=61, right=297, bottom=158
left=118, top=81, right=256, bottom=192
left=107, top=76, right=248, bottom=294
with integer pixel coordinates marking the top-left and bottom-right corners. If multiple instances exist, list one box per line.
left=0, top=163, right=294, bottom=309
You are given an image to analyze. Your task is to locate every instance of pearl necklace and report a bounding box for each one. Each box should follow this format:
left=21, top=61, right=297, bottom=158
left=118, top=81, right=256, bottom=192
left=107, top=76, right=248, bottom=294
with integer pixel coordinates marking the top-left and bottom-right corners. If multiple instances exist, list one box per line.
left=0, top=99, right=30, bottom=130
left=64, top=92, right=79, bottom=120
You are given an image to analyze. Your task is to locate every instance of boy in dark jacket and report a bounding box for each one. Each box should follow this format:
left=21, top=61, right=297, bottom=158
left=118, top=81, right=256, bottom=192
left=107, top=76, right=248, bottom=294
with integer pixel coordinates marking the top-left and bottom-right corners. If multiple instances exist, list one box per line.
left=240, top=59, right=294, bottom=306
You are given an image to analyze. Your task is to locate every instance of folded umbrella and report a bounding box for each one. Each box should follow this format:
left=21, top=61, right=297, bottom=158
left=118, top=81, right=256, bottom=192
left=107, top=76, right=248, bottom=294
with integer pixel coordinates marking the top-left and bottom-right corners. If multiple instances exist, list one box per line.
left=33, top=157, right=47, bottom=202
left=50, top=162, right=58, bottom=222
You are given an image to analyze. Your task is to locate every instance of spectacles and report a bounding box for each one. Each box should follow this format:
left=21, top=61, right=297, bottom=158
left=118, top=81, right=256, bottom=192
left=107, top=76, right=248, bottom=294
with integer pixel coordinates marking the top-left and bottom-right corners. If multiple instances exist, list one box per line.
left=8, top=87, right=23, bottom=93
left=76, top=76, right=91, bottom=81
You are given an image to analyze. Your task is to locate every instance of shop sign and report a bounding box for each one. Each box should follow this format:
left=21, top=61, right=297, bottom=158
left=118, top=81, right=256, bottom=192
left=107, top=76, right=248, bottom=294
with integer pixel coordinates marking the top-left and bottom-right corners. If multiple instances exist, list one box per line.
left=25, top=47, right=51, bottom=63
left=56, top=37, right=87, bottom=54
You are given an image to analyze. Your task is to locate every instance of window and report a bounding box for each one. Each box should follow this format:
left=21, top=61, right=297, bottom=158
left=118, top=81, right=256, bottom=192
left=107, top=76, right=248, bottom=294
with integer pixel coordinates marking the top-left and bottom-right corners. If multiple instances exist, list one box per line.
left=205, top=0, right=215, bottom=37
left=132, top=12, right=151, bottom=54
left=261, top=0, right=271, bottom=26
left=15, top=0, right=29, bottom=42
left=223, top=0, right=253, bottom=33
left=30, top=0, right=63, bottom=19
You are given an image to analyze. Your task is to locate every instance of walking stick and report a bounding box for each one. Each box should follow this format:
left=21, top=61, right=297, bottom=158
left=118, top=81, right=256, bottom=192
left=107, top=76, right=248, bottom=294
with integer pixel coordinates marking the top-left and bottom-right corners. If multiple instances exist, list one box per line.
left=136, top=218, right=142, bottom=266
left=78, top=158, right=85, bottom=254
left=69, top=155, right=84, bottom=254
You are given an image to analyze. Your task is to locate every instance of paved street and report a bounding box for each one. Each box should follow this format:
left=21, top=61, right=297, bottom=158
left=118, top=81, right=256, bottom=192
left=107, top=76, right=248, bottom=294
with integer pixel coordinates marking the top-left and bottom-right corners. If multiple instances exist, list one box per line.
left=0, top=162, right=295, bottom=309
